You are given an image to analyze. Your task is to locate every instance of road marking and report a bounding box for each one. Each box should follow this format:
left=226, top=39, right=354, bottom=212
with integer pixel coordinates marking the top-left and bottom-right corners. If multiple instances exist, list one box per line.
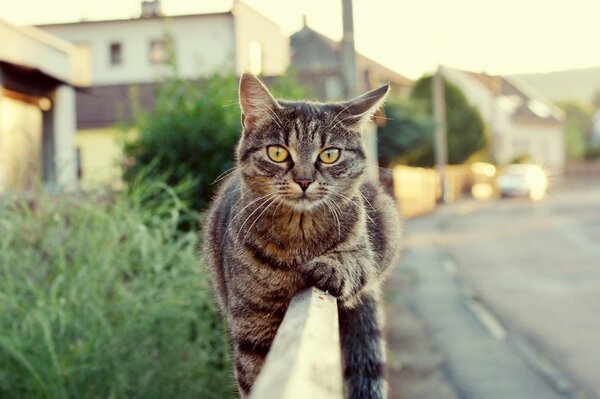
left=466, top=300, right=507, bottom=341
left=511, top=337, right=574, bottom=397
left=442, top=258, right=457, bottom=276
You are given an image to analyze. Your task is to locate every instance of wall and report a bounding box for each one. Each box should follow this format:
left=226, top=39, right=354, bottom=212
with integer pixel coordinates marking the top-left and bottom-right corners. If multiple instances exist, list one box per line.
left=75, top=127, right=136, bottom=189
left=504, top=121, right=565, bottom=175
left=393, top=165, right=439, bottom=218
left=392, top=165, right=476, bottom=218
left=233, top=2, right=289, bottom=76
left=0, top=96, right=42, bottom=192
left=40, top=15, right=236, bottom=85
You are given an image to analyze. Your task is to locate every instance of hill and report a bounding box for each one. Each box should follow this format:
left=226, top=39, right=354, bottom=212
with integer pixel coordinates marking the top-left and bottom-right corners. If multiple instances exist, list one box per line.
left=511, top=66, right=600, bottom=105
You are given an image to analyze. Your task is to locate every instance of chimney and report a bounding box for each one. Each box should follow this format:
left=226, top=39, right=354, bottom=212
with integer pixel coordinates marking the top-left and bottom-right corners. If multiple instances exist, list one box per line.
left=141, top=0, right=162, bottom=18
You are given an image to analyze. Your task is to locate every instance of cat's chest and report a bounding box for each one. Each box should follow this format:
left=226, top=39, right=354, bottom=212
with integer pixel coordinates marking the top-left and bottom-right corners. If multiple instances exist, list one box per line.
left=249, top=212, right=338, bottom=264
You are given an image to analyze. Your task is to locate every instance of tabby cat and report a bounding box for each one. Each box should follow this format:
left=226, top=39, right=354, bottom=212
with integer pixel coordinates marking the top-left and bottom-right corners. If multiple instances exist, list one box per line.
left=203, top=73, right=401, bottom=399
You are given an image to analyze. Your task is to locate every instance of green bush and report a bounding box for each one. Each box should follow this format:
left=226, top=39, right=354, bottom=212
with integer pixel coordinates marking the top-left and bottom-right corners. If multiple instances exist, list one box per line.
left=377, top=99, right=435, bottom=167
left=584, top=145, right=600, bottom=160
left=124, top=71, right=310, bottom=217
left=557, top=101, right=594, bottom=160
left=0, top=184, right=235, bottom=399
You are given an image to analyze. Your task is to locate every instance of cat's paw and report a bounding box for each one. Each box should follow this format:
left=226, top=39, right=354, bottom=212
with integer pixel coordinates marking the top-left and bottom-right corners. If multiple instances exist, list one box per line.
left=301, top=260, right=345, bottom=297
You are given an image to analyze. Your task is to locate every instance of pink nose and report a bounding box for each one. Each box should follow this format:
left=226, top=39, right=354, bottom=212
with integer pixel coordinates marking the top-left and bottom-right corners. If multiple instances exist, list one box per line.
left=294, top=178, right=313, bottom=192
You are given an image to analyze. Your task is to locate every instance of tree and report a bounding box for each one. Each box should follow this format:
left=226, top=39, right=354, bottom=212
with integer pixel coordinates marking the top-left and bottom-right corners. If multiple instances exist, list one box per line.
left=557, top=101, right=594, bottom=160
left=409, top=75, right=488, bottom=166
left=377, top=99, right=435, bottom=167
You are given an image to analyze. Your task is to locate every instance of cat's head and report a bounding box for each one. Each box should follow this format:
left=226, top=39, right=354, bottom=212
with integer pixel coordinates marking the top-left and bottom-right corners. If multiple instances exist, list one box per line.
left=236, top=73, right=389, bottom=212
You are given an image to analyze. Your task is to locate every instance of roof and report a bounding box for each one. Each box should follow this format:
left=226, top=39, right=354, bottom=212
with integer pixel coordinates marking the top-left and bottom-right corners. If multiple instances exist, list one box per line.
left=290, top=25, right=413, bottom=89
left=463, top=70, right=563, bottom=124
left=0, top=19, right=90, bottom=87
left=76, top=83, right=157, bottom=129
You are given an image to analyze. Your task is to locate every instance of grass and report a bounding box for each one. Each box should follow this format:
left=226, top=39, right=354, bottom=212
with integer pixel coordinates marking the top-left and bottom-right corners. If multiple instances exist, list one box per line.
left=0, top=184, right=236, bottom=399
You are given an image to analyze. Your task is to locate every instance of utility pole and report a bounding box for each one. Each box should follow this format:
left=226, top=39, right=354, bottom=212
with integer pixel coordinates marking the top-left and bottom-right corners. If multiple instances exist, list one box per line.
left=433, top=65, right=448, bottom=203
left=340, top=0, right=358, bottom=97
left=340, top=0, right=378, bottom=181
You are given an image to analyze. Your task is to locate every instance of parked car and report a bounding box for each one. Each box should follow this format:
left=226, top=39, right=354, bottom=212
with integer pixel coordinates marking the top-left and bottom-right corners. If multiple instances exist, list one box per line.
left=496, top=164, right=547, bottom=200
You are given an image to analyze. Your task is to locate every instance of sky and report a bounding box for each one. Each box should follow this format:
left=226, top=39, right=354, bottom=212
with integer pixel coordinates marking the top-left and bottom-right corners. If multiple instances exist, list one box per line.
left=2, top=0, right=600, bottom=79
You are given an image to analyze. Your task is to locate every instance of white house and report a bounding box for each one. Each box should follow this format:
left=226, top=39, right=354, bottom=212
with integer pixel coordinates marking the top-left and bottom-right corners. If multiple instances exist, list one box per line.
left=443, top=67, right=565, bottom=175
left=0, top=19, right=90, bottom=193
left=36, top=0, right=290, bottom=187
left=38, top=1, right=289, bottom=85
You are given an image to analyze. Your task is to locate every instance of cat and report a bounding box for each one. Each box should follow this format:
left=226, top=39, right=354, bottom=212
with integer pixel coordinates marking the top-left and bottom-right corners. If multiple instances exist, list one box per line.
left=202, top=73, right=401, bottom=399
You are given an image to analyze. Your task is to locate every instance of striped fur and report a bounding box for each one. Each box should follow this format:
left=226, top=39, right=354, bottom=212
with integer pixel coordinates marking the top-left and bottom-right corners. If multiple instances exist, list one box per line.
left=202, top=74, right=401, bottom=398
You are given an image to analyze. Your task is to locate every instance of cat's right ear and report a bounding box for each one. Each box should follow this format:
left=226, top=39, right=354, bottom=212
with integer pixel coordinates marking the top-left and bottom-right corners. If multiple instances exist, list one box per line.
left=239, top=73, right=280, bottom=132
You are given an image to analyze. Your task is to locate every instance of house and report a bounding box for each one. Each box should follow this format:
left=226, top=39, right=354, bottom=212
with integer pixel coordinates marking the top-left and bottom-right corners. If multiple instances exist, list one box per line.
left=443, top=67, right=565, bottom=174
left=290, top=18, right=413, bottom=102
left=0, top=19, right=90, bottom=193
left=36, top=0, right=290, bottom=187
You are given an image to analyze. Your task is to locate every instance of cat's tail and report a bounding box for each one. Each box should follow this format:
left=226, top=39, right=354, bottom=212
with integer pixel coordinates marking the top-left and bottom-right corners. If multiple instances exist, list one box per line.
left=339, top=290, right=388, bottom=399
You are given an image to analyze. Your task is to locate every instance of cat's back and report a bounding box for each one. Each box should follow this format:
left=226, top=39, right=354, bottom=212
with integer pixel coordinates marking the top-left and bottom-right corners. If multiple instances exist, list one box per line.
left=204, top=171, right=241, bottom=246
left=360, top=180, right=402, bottom=267
left=202, top=171, right=241, bottom=311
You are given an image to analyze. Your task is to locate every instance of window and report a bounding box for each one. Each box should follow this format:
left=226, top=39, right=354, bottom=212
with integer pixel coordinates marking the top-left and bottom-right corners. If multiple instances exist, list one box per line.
left=149, top=39, right=168, bottom=64
left=110, top=42, right=122, bottom=66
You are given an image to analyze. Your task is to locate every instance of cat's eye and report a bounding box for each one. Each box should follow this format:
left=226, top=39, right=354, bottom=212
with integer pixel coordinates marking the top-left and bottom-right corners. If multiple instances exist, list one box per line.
left=318, top=148, right=341, bottom=164
left=267, top=145, right=289, bottom=163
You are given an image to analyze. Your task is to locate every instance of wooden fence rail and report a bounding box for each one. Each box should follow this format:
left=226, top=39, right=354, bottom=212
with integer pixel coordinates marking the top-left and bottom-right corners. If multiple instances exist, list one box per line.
left=250, top=287, right=344, bottom=399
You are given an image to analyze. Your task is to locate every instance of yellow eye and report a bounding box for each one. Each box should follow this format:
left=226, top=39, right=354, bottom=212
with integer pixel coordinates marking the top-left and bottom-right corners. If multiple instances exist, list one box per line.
left=267, top=145, right=289, bottom=163
left=319, top=148, right=340, bottom=164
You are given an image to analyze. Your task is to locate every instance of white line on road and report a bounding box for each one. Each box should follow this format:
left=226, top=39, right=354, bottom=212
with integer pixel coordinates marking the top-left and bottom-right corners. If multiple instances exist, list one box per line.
left=441, top=256, right=507, bottom=341
left=466, top=300, right=507, bottom=341
left=442, top=258, right=457, bottom=276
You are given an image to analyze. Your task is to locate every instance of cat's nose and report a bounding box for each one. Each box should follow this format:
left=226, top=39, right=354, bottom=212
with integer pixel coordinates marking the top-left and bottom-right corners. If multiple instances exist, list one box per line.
left=294, top=178, right=313, bottom=192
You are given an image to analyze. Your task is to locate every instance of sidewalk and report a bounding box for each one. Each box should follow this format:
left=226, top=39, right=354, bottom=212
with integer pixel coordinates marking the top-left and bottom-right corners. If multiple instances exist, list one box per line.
left=385, top=203, right=563, bottom=399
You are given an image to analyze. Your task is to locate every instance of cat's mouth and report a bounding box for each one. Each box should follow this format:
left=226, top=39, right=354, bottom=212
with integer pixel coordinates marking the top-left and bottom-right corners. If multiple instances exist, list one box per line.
left=281, top=192, right=324, bottom=211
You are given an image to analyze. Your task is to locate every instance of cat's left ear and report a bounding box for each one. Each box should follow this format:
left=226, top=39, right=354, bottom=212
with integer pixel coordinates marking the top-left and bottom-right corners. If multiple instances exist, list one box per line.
left=337, top=83, right=390, bottom=127
left=239, top=73, right=281, bottom=132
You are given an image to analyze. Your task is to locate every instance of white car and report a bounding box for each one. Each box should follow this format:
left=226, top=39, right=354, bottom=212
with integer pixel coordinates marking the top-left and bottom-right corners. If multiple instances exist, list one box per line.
left=496, top=164, right=548, bottom=200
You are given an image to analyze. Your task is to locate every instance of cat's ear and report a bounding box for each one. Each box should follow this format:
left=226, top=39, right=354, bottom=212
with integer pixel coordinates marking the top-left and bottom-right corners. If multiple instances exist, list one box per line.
left=336, top=83, right=390, bottom=127
left=239, top=73, right=280, bottom=132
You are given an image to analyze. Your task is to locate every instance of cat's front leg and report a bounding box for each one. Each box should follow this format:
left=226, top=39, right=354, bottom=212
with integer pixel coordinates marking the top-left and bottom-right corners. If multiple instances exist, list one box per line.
left=300, top=247, right=374, bottom=304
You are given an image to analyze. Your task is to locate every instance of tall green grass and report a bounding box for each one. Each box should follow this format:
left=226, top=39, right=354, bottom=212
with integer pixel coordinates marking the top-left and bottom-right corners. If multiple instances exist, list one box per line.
left=0, top=185, right=235, bottom=398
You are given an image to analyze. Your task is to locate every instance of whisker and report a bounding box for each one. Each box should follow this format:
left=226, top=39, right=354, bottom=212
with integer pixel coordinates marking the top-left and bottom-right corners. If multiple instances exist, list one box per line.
left=271, top=197, right=285, bottom=221
left=324, top=198, right=342, bottom=239
left=332, top=113, right=363, bottom=130
left=211, top=166, right=239, bottom=185
left=243, top=197, right=280, bottom=240
left=219, top=192, right=275, bottom=251
left=328, top=191, right=375, bottom=225
left=358, top=191, right=376, bottom=212
left=222, top=100, right=240, bottom=108
left=236, top=194, right=278, bottom=238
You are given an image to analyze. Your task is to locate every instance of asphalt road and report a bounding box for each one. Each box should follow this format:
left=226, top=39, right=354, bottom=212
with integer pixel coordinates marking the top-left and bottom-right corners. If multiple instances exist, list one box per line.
left=442, top=179, right=600, bottom=398
left=390, top=177, right=600, bottom=399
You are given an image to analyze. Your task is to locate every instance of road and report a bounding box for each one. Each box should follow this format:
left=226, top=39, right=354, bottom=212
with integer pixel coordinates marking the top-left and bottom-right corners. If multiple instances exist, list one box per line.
left=388, top=178, right=600, bottom=399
